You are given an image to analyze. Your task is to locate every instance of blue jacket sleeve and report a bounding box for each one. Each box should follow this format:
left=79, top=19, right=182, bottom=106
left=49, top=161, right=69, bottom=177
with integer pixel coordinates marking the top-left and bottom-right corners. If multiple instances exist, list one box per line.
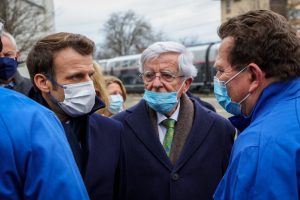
left=0, top=90, right=89, bottom=200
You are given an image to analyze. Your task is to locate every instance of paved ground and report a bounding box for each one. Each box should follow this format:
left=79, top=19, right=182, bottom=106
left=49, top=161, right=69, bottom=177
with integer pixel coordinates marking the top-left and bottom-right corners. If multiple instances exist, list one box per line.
left=125, top=93, right=232, bottom=118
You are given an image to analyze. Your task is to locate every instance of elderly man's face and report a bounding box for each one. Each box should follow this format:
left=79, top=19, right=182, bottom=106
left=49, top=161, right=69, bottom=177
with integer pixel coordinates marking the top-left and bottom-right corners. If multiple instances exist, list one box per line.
left=142, top=53, right=191, bottom=97
left=0, top=35, right=18, bottom=59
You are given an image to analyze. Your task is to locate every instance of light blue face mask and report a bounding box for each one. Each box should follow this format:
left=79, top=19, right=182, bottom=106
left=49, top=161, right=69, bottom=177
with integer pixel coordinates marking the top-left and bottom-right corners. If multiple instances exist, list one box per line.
left=143, top=82, right=185, bottom=114
left=108, top=94, right=124, bottom=115
left=214, top=67, right=250, bottom=115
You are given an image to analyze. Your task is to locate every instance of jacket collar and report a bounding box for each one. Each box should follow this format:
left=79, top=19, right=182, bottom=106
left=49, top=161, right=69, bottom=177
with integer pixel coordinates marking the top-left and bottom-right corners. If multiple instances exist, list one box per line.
left=230, top=77, right=300, bottom=133
left=124, top=96, right=216, bottom=171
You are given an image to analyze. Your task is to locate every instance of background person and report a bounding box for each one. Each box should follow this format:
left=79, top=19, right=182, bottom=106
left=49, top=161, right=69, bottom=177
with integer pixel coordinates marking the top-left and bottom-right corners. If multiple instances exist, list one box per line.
left=103, top=75, right=127, bottom=117
left=0, top=31, right=32, bottom=95
left=91, top=61, right=110, bottom=115
left=213, top=10, right=300, bottom=199
left=26, top=32, right=123, bottom=200
left=113, top=41, right=235, bottom=200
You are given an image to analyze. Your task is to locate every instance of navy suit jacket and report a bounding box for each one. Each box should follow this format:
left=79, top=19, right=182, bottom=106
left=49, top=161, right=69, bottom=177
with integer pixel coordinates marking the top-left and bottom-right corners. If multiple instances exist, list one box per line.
left=84, top=114, right=123, bottom=200
left=113, top=99, right=234, bottom=200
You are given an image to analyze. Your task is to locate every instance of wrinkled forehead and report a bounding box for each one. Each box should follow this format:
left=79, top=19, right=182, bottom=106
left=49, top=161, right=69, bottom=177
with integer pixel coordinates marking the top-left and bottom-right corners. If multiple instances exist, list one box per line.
left=144, top=53, right=179, bottom=71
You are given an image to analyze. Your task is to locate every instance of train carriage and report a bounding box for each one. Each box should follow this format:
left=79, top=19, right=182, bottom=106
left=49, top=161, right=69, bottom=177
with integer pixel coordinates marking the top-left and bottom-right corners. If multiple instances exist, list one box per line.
left=97, top=42, right=220, bottom=93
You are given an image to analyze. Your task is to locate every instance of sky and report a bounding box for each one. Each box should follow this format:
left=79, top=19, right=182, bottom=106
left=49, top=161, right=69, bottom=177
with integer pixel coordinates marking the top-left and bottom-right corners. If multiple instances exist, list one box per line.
left=53, top=0, right=221, bottom=45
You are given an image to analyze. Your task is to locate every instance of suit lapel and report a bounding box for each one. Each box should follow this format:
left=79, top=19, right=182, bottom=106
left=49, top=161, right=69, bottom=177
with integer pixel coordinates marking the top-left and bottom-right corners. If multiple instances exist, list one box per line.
left=174, top=100, right=215, bottom=171
left=125, top=100, right=173, bottom=170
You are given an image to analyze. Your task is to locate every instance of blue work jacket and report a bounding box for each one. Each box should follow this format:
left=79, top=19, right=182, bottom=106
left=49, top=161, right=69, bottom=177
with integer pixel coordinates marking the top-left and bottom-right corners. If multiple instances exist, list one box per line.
left=0, top=88, right=89, bottom=200
left=214, top=77, right=300, bottom=199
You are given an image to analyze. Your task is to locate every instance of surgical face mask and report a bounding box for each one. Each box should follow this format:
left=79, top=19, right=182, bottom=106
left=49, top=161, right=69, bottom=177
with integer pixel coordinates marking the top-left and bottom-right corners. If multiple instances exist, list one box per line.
left=108, top=94, right=124, bottom=115
left=50, top=80, right=96, bottom=117
left=214, top=67, right=250, bottom=115
left=143, top=81, right=185, bottom=114
left=0, top=57, right=18, bottom=80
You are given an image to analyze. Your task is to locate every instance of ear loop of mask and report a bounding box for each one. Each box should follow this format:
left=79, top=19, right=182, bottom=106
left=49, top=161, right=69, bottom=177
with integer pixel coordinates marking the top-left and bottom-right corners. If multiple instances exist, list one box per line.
left=229, top=67, right=251, bottom=107
left=46, top=78, right=65, bottom=104
left=225, top=66, right=248, bottom=85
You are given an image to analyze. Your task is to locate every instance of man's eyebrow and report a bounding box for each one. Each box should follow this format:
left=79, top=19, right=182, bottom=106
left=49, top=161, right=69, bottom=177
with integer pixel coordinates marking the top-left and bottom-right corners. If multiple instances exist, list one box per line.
left=2, top=50, right=16, bottom=54
left=66, top=72, right=84, bottom=78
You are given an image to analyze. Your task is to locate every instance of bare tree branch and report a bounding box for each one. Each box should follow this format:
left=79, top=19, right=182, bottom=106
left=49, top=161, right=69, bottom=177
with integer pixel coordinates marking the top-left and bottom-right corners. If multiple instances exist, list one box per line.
left=0, top=0, right=52, bottom=55
left=97, top=10, right=167, bottom=59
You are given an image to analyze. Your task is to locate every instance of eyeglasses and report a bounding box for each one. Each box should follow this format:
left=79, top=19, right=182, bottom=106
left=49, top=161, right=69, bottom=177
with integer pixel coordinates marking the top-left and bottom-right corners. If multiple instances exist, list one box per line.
left=139, top=71, right=184, bottom=83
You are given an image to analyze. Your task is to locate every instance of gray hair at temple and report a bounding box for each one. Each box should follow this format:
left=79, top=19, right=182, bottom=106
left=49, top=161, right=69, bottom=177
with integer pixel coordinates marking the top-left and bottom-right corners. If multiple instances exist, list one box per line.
left=139, top=41, right=198, bottom=78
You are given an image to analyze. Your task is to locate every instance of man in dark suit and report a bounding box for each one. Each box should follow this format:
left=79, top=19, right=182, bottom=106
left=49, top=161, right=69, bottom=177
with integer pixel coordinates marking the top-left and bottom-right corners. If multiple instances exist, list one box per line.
left=113, top=41, right=235, bottom=200
left=0, top=31, right=32, bottom=95
left=26, top=32, right=123, bottom=200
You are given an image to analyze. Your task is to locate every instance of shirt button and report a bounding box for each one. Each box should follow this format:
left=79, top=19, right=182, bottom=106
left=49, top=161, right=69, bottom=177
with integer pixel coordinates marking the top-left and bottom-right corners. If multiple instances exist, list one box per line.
left=172, top=173, right=180, bottom=181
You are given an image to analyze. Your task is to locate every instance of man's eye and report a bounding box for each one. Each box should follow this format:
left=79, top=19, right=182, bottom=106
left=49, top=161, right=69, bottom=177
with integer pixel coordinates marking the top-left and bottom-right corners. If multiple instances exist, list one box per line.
left=216, top=69, right=224, bottom=76
left=89, top=72, right=95, bottom=77
left=3, top=53, right=14, bottom=57
left=70, top=74, right=82, bottom=80
left=144, top=73, right=155, bottom=79
left=161, top=73, right=173, bottom=80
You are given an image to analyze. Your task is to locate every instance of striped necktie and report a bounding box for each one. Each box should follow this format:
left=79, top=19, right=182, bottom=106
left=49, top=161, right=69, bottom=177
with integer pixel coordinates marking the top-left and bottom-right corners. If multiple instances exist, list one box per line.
left=161, top=118, right=176, bottom=157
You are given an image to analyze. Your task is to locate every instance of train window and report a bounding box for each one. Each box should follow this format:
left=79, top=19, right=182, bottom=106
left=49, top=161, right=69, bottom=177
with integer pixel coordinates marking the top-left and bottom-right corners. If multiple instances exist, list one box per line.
left=99, top=43, right=220, bottom=92
left=129, top=59, right=138, bottom=67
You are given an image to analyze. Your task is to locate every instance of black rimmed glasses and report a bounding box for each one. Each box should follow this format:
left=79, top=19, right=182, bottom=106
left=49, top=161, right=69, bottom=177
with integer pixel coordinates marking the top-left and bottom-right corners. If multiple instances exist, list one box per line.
left=139, top=71, right=184, bottom=83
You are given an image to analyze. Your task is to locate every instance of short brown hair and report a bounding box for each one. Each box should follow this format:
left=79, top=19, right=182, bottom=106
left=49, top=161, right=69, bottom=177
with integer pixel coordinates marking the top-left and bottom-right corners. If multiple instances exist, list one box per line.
left=26, top=32, right=95, bottom=88
left=218, top=9, right=300, bottom=81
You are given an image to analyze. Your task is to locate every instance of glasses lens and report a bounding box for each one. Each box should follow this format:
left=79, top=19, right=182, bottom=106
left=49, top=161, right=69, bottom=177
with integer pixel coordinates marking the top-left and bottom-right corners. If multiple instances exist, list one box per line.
left=143, top=72, right=155, bottom=82
left=161, top=72, right=175, bottom=82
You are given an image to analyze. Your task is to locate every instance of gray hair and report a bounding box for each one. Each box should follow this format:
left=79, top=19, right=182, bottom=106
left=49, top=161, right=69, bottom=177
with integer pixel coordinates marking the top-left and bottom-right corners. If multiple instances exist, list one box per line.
left=139, top=41, right=198, bottom=78
left=2, top=31, right=17, bottom=50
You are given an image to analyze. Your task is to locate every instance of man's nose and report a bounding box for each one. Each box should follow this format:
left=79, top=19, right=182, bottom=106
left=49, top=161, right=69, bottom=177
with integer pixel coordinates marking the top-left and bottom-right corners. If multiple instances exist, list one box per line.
left=152, top=76, right=163, bottom=88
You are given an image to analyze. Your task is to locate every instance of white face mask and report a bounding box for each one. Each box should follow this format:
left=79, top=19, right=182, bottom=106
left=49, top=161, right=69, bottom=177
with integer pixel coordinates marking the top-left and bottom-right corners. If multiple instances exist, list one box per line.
left=51, top=80, right=96, bottom=117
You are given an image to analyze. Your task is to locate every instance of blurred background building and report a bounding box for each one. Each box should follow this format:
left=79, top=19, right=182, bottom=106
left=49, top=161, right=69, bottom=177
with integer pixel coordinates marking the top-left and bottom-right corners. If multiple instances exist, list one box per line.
left=0, top=0, right=55, bottom=77
left=221, top=0, right=300, bottom=31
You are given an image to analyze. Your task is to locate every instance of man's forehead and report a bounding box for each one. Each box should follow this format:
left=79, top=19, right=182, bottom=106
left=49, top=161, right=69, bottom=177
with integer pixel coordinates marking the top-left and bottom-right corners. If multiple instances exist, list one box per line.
left=145, top=53, right=179, bottom=67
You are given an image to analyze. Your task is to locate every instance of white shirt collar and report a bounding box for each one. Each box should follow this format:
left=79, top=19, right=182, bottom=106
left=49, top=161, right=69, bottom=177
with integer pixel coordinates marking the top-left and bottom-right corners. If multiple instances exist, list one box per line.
left=156, top=102, right=180, bottom=125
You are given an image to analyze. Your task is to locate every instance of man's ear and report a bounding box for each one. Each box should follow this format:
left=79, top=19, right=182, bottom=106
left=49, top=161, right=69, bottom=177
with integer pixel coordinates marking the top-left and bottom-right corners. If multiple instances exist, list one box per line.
left=247, top=63, right=264, bottom=93
left=183, top=77, right=193, bottom=93
left=34, top=73, right=51, bottom=93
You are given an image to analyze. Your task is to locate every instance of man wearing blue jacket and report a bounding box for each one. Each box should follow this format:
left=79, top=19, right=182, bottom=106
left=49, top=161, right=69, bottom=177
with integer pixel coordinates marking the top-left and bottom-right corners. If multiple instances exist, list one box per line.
left=213, top=10, right=300, bottom=199
left=0, top=88, right=89, bottom=199
left=0, top=20, right=88, bottom=200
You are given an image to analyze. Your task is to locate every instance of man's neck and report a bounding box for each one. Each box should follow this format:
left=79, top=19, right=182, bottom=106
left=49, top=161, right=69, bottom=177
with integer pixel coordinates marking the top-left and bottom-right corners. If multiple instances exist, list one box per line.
left=41, top=92, right=70, bottom=122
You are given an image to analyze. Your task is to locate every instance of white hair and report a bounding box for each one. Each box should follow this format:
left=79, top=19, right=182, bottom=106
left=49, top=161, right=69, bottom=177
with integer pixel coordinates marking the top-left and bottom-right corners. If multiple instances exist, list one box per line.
left=139, top=41, right=197, bottom=78
left=2, top=31, right=18, bottom=50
